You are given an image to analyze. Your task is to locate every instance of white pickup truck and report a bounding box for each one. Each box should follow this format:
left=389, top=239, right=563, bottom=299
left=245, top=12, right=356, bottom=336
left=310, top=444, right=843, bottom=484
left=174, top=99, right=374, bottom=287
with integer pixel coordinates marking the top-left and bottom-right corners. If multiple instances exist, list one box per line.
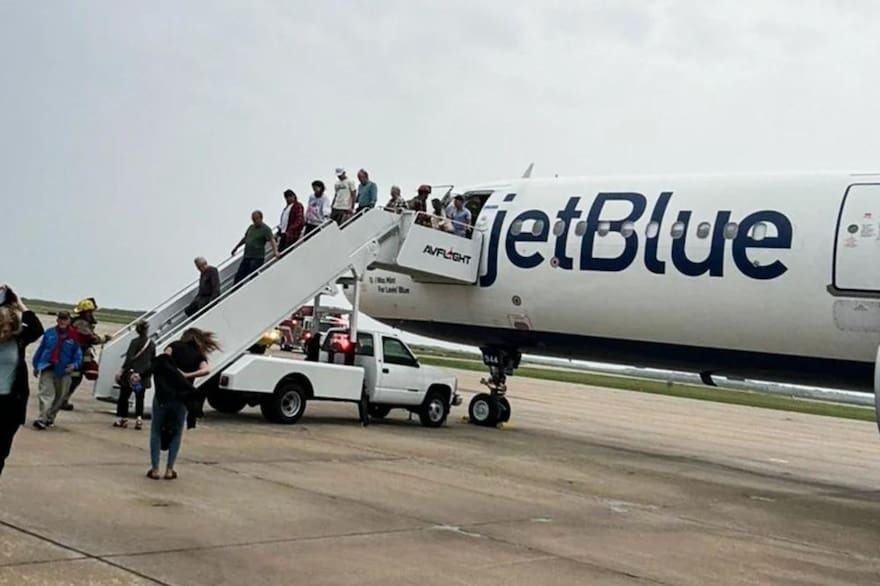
left=207, top=328, right=461, bottom=427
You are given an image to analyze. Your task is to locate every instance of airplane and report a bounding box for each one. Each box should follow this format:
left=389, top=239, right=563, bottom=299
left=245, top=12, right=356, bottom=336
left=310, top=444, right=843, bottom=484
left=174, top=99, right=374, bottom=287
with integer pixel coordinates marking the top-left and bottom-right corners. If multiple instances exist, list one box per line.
left=347, top=169, right=880, bottom=427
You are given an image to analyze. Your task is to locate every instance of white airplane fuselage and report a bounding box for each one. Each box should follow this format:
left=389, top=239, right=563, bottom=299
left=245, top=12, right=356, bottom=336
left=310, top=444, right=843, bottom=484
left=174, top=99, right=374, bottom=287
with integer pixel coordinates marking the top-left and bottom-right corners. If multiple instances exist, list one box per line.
left=356, top=173, right=880, bottom=391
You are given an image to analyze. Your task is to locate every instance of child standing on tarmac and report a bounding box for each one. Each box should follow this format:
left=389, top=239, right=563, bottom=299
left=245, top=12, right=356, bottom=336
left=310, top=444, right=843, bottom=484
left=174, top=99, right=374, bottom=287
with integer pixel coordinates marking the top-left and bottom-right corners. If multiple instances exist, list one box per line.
left=114, top=320, right=155, bottom=430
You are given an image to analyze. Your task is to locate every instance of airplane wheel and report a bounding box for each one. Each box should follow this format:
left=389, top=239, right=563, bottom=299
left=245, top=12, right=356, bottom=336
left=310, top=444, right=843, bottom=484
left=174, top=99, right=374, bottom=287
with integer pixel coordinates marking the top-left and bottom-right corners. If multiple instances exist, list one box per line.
left=468, top=393, right=499, bottom=427
left=497, top=397, right=511, bottom=423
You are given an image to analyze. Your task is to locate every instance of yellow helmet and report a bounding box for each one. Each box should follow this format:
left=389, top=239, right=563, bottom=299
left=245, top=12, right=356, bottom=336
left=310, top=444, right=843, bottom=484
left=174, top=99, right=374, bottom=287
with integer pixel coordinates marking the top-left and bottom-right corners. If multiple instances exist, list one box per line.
left=74, top=298, right=97, bottom=314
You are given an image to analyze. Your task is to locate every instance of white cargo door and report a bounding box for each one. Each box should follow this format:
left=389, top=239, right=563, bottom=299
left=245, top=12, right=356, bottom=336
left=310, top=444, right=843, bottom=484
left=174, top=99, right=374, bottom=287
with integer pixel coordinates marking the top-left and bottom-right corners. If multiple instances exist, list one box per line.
left=835, top=184, right=880, bottom=292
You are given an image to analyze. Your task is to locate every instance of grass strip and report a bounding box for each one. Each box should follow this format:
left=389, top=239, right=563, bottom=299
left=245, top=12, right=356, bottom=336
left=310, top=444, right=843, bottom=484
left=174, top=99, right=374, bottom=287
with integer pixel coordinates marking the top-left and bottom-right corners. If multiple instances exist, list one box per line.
left=23, top=299, right=142, bottom=325
left=419, top=356, right=875, bottom=423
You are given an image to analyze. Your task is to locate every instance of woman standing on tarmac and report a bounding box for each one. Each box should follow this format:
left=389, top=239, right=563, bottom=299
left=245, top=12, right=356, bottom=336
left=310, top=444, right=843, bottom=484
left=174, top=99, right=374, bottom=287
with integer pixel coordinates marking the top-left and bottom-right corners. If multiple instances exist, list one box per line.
left=0, top=286, right=44, bottom=477
left=113, top=320, right=155, bottom=430
left=147, top=328, right=219, bottom=480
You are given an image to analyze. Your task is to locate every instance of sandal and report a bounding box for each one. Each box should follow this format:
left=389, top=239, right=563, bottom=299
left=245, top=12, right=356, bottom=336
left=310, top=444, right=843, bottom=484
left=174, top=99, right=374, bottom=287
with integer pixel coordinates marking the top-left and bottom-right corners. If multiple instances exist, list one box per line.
left=113, top=419, right=128, bottom=428
left=164, top=470, right=178, bottom=480
left=146, top=469, right=160, bottom=480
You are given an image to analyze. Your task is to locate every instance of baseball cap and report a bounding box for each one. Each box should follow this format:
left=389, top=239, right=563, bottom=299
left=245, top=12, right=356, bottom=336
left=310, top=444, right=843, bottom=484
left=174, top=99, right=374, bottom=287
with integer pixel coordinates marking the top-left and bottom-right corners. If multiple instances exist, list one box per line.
left=335, top=167, right=346, bottom=175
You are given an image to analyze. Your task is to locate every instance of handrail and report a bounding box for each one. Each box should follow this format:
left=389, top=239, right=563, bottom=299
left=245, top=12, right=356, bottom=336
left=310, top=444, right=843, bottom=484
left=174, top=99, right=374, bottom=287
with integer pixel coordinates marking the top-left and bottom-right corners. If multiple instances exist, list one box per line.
left=170, top=217, right=338, bottom=330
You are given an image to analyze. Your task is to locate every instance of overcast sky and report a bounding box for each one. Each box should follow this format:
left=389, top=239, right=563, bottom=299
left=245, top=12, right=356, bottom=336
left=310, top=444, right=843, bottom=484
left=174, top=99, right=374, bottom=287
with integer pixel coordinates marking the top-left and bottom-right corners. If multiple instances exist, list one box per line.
left=4, top=0, right=880, bottom=316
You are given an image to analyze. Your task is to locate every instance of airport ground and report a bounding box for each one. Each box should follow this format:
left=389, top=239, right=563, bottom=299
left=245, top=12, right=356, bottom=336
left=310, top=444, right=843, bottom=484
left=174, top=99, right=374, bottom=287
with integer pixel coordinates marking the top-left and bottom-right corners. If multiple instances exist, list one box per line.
left=2, top=320, right=880, bottom=585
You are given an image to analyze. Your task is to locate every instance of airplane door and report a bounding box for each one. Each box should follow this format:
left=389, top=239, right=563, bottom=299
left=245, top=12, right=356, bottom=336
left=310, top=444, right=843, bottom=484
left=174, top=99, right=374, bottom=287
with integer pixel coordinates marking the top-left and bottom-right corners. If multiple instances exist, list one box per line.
left=835, top=184, right=880, bottom=292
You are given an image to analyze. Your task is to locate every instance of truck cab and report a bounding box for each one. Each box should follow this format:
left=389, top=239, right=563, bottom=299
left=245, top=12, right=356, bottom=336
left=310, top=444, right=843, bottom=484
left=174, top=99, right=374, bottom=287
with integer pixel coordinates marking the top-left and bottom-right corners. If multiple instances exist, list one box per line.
left=213, top=328, right=460, bottom=427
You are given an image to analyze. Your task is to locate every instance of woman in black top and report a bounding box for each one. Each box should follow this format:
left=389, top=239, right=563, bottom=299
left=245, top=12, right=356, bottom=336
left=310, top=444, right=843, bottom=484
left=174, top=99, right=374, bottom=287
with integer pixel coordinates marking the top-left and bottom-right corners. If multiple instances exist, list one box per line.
left=147, top=327, right=219, bottom=480
left=114, top=320, right=156, bottom=430
left=0, top=287, right=45, bottom=477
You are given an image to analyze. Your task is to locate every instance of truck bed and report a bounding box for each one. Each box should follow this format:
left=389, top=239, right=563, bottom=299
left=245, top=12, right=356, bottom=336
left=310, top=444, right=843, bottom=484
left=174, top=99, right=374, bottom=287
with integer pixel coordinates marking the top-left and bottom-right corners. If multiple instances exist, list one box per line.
left=220, top=354, right=365, bottom=402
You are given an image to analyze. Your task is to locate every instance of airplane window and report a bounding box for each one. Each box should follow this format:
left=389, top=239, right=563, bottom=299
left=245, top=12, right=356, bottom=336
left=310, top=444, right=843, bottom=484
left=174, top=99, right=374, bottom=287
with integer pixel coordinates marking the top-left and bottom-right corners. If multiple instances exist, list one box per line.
left=621, top=221, right=635, bottom=238
left=574, top=221, right=587, bottom=237
left=670, top=221, right=686, bottom=239
left=646, top=221, right=659, bottom=238
left=552, top=220, right=565, bottom=237
left=696, top=222, right=711, bottom=239
left=532, top=220, right=545, bottom=236
left=750, top=222, right=768, bottom=241
left=597, top=221, right=611, bottom=237
left=510, top=220, right=523, bottom=236
left=724, top=222, right=739, bottom=239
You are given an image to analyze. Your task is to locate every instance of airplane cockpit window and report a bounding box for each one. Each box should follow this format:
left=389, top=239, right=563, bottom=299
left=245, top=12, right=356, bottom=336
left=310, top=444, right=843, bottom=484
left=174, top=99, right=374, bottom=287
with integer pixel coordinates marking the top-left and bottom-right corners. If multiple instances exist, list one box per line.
left=696, top=222, right=712, bottom=239
left=724, top=222, right=739, bottom=239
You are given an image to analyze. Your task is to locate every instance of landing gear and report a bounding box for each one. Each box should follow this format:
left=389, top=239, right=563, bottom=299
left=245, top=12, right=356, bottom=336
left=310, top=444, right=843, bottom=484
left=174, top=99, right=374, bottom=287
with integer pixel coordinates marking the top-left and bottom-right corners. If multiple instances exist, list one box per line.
left=468, top=347, right=520, bottom=427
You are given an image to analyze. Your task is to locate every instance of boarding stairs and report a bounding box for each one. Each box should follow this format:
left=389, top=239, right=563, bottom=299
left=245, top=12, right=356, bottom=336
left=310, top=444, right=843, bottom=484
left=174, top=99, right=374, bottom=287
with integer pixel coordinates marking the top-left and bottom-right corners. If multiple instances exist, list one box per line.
left=94, top=207, right=483, bottom=399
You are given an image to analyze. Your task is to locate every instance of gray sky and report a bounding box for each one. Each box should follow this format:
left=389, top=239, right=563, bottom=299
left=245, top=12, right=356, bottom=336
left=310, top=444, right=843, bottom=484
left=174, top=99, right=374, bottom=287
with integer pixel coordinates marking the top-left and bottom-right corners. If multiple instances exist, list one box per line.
left=4, top=0, right=880, bottom=313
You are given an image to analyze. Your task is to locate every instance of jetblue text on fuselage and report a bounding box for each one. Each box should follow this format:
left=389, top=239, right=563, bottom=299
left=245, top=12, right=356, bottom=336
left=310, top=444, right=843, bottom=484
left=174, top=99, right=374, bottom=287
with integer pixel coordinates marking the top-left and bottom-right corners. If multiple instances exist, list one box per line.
left=479, top=192, right=793, bottom=287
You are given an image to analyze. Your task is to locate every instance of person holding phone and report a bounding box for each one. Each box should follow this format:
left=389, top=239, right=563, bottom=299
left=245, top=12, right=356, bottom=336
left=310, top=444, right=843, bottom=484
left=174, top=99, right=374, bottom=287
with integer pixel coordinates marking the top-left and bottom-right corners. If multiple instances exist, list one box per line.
left=0, top=286, right=45, bottom=476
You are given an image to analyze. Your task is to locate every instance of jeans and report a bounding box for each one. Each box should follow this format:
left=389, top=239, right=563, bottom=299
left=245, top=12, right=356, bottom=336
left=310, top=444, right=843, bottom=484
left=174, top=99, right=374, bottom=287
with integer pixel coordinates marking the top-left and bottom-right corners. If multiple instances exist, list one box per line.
left=150, top=397, right=187, bottom=470
left=233, top=257, right=264, bottom=285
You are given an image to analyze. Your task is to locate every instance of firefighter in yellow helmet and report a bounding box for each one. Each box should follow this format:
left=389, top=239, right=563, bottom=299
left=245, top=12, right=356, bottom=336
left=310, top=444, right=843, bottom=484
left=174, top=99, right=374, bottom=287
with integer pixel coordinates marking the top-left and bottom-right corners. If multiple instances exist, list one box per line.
left=62, top=298, right=111, bottom=410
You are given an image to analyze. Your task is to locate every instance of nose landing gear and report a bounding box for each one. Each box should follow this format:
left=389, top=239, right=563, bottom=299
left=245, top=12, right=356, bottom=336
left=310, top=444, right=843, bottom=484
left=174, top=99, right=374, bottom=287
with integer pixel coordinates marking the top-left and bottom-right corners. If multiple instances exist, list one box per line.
left=468, top=347, right=521, bottom=427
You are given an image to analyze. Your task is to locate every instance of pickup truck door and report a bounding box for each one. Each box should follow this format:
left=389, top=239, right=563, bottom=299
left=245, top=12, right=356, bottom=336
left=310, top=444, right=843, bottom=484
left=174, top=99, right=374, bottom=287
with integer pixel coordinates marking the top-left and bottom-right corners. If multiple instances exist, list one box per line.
left=375, top=336, right=423, bottom=406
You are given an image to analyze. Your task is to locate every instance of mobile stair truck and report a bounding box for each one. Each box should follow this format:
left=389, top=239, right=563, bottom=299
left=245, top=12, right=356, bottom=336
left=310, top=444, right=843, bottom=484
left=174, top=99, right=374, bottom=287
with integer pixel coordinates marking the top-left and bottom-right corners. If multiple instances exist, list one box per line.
left=94, top=205, right=480, bottom=427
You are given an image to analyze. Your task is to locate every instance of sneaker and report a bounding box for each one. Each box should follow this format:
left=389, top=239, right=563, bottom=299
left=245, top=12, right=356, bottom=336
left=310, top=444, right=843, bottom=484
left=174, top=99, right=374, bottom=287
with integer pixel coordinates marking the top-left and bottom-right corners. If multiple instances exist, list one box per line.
left=32, top=420, right=47, bottom=430
left=60, top=403, right=74, bottom=411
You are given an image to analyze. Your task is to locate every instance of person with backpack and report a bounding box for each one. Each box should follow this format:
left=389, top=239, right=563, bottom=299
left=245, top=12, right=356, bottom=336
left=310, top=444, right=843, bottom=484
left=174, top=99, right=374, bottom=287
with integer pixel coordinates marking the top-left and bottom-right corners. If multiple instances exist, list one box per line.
left=147, top=328, right=219, bottom=480
left=113, top=320, right=155, bottom=430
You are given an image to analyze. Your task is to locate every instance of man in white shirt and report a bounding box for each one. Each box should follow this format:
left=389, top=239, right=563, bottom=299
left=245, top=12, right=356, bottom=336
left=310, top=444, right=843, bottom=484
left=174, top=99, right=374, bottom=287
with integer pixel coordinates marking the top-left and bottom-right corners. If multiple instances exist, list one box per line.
left=331, top=167, right=357, bottom=225
left=305, top=180, right=332, bottom=235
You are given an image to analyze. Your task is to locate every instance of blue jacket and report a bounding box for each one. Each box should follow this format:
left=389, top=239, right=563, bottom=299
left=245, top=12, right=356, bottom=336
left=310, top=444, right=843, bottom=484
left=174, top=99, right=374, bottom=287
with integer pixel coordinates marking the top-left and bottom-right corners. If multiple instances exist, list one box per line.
left=32, top=327, right=82, bottom=377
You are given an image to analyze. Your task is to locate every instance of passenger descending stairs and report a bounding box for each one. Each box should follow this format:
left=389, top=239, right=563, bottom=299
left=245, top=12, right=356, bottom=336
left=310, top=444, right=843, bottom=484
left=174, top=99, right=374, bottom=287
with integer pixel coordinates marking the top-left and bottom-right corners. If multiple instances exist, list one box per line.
left=94, top=208, right=484, bottom=399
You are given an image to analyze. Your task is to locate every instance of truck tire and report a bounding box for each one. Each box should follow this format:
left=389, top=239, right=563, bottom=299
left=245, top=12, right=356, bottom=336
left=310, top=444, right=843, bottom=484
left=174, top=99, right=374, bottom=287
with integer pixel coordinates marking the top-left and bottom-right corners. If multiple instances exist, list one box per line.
left=369, top=405, right=392, bottom=419
left=261, top=382, right=307, bottom=424
left=358, top=389, right=371, bottom=427
left=206, top=389, right=248, bottom=414
left=419, top=390, right=450, bottom=428
left=468, top=393, right=499, bottom=427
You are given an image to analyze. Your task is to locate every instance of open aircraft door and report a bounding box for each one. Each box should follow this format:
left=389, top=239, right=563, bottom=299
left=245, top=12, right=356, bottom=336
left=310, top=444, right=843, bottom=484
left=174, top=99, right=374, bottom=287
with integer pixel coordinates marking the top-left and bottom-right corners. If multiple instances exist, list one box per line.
left=834, top=184, right=880, bottom=293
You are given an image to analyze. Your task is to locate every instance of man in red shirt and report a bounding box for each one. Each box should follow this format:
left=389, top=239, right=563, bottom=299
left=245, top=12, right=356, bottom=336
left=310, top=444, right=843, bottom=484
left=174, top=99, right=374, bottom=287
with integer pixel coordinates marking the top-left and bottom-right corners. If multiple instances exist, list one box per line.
left=279, top=189, right=304, bottom=252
